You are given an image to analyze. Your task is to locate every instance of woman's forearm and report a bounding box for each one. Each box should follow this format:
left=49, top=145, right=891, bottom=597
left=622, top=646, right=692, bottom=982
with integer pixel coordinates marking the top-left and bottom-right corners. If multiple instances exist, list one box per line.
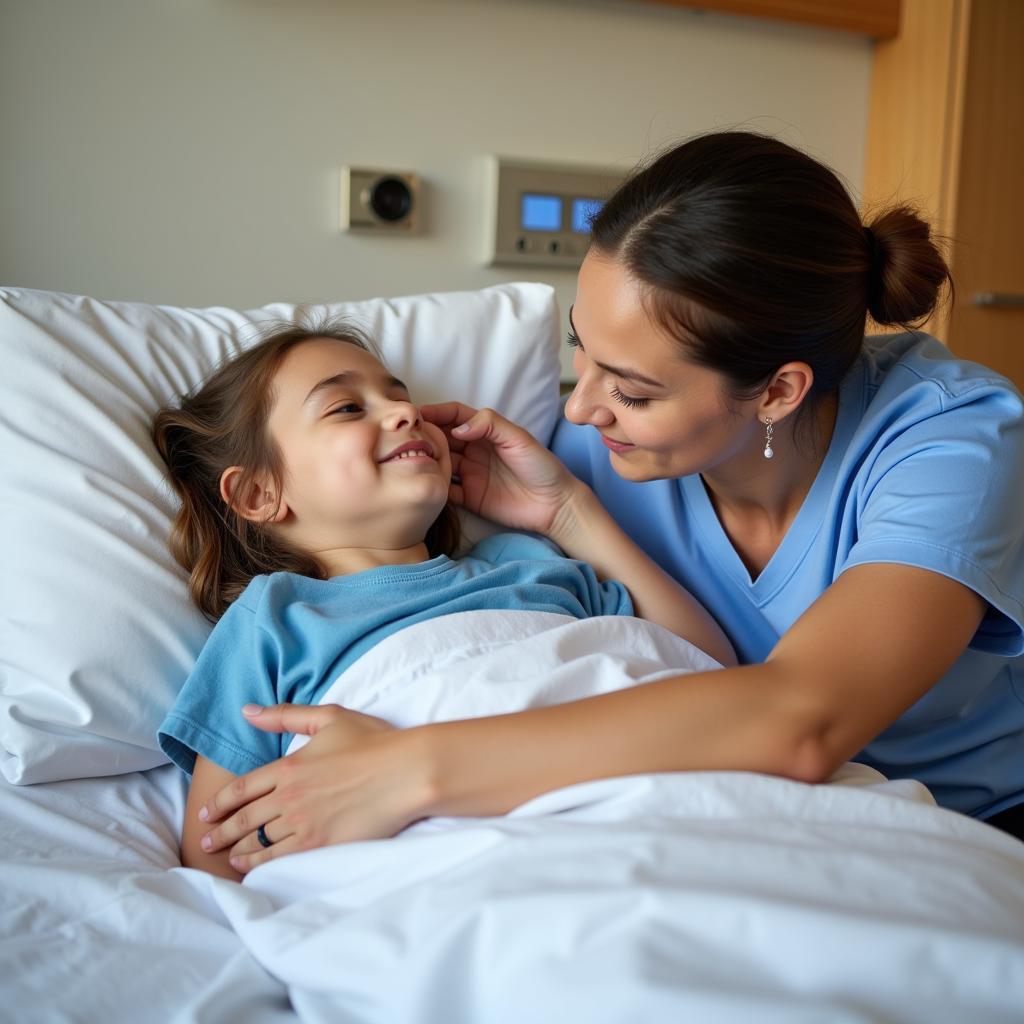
left=414, top=563, right=988, bottom=825
left=414, top=659, right=825, bottom=820
left=550, top=485, right=737, bottom=666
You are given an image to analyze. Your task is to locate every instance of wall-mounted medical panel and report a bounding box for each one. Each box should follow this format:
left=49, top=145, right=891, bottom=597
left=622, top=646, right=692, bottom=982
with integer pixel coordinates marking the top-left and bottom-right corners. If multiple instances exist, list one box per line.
left=483, top=157, right=623, bottom=268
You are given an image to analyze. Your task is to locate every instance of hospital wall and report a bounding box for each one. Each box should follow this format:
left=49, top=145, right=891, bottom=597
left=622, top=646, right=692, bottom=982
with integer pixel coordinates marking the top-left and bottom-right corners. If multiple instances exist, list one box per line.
left=0, top=0, right=873, bottom=378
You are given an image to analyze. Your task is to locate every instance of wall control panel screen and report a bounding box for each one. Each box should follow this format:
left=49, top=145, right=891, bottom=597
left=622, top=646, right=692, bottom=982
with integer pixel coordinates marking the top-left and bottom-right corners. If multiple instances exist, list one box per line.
left=487, top=157, right=621, bottom=269
left=519, top=193, right=603, bottom=235
left=520, top=194, right=564, bottom=232
left=572, top=197, right=603, bottom=234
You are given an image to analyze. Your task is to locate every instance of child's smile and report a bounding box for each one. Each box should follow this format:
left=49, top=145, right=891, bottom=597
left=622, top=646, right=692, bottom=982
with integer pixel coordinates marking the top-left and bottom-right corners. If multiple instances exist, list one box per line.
left=378, top=440, right=437, bottom=464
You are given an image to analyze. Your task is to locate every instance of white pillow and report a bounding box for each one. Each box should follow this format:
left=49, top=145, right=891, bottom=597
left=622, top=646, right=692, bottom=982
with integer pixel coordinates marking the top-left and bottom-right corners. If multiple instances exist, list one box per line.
left=0, top=283, right=561, bottom=783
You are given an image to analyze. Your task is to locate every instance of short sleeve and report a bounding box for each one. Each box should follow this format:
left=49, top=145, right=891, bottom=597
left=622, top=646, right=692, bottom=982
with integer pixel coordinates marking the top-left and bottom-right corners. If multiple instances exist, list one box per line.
left=841, top=381, right=1024, bottom=655
left=157, top=588, right=282, bottom=776
left=581, top=566, right=635, bottom=619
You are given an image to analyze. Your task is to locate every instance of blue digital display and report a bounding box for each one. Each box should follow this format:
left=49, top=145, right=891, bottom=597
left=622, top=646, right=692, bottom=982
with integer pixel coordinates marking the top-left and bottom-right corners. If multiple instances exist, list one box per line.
left=520, top=193, right=563, bottom=232
left=572, top=197, right=603, bottom=234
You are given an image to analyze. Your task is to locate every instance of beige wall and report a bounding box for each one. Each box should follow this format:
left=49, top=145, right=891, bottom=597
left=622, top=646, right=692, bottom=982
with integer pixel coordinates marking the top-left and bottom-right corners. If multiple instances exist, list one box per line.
left=0, top=0, right=873, bottom=377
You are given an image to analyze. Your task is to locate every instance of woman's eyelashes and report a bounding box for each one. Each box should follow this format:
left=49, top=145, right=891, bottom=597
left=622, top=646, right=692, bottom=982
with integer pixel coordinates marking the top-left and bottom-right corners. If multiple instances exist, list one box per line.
left=567, top=332, right=649, bottom=409
left=609, top=385, right=649, bottom=409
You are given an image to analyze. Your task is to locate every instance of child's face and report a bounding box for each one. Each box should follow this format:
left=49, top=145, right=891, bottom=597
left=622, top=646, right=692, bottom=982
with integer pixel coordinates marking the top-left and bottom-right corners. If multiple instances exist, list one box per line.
left=265, top=337, right=452, bottom=556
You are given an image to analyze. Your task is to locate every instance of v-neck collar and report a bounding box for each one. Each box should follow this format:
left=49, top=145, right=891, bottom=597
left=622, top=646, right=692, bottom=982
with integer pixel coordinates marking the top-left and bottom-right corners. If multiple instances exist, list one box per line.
left=679, top=367, right=863, bottom=605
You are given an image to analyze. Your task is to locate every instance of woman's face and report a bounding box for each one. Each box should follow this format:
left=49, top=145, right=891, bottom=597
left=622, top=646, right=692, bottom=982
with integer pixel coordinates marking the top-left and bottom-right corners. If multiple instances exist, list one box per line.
left=565, top=252, right=759, bottom=482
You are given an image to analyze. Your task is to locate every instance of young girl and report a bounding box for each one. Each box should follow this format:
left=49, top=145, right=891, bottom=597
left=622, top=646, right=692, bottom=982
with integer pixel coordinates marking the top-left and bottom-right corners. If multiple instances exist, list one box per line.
left=154, top=321, right=734, bottom=880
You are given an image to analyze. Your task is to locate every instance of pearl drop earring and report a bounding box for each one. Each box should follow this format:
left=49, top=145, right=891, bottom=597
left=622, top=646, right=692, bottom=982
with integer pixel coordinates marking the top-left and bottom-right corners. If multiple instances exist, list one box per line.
left=763, top=417, right=774, bottom=460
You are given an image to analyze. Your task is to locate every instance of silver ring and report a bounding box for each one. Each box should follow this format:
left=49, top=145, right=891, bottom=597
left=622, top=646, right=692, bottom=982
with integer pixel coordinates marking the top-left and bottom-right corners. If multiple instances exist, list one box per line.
left=256, top=823, right=273, bottom=848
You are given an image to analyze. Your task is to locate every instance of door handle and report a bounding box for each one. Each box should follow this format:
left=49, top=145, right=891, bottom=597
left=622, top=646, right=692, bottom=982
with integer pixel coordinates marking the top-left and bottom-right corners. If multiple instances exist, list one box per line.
left=972, top=292, right=1024, bottom=308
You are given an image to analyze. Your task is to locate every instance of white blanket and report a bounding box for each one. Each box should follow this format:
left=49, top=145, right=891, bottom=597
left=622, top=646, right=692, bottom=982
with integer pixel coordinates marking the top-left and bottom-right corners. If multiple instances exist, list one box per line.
left=190, top=612, right=1024, bottom=1022
left=4, top=613, right=1023, bottom=1021
left=288, top=610, right=722, bottom=752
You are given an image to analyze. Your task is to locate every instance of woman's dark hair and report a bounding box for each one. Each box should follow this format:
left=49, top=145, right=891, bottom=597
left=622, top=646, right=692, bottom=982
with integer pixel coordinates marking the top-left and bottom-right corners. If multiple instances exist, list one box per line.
left=590, top=130, right=951, bottom=418
left=153, top=318, right=460, bottom=620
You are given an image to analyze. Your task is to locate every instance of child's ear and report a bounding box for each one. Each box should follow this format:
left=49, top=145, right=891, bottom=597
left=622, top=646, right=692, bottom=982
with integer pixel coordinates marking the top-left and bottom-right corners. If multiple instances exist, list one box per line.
left=219, top=466, right=289, bottom=524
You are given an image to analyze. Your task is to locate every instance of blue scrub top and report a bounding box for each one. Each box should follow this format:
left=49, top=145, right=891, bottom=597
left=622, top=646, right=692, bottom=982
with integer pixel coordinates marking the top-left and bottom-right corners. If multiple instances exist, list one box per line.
left=553, top=332, right=1024, bottom=820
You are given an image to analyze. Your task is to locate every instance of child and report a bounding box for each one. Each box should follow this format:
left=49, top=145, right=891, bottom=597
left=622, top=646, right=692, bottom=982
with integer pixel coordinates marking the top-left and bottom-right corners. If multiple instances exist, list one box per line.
left=154, top=321, right=734, bottom=879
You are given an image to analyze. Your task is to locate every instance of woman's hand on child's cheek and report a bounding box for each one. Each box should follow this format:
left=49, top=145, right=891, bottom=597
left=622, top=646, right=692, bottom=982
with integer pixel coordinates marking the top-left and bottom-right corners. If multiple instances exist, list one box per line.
left=423, top=403, right=580, bottom=536
left=420, top=401, right=478, bottom=445
left=199, top=704, right=429, bottom=874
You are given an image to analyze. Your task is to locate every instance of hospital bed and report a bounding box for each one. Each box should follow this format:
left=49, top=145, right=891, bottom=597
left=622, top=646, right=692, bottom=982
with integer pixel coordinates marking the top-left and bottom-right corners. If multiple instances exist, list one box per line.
left=2, top=282, right=1022, bottom=1023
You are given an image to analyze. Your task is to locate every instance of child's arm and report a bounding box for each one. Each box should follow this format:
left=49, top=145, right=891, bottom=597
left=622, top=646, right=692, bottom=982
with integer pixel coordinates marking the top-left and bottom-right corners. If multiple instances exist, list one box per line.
left=182, top=756, right=244, bottom=881
left=426, top=403, right=736, bottom=666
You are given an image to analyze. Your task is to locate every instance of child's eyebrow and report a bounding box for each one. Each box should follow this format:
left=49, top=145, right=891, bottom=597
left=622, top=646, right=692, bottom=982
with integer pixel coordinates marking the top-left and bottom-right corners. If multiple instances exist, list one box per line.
left=303, top=371, right=409, bottom=405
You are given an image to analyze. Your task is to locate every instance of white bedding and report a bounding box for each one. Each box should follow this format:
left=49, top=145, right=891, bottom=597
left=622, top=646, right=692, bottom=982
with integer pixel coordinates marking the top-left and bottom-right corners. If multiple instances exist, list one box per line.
left=4, top=613, right=1024, bottom=1022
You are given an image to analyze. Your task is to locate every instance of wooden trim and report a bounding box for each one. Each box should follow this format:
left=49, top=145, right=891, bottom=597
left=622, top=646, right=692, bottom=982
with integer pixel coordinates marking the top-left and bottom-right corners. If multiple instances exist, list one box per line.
left=861, top=0, right=970, bottom=340
left=644, top=0, right=900, bottom=39
left=939, top=0, right=970, bottom=246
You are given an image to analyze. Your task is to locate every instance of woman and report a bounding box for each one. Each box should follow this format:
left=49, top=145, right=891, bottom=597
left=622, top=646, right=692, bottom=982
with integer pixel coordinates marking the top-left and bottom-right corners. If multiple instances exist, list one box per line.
left=195, top=131, right=1024, bottom=870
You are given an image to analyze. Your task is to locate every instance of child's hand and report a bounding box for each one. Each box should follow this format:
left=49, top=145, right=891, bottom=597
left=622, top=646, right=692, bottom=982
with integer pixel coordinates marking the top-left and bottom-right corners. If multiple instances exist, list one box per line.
left=422, top=402, right=583, bottom=539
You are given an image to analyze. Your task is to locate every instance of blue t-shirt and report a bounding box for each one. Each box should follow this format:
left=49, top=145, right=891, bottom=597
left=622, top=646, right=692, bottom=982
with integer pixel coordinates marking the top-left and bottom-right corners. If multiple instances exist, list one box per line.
left=553, top=332, right=1024, bottom=820
left=158, top=533, right=632, bottom=777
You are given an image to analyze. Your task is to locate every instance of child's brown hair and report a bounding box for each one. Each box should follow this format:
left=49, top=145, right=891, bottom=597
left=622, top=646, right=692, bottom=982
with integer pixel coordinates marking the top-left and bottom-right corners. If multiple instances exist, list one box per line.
left=153, top=319, right=460, bottom=620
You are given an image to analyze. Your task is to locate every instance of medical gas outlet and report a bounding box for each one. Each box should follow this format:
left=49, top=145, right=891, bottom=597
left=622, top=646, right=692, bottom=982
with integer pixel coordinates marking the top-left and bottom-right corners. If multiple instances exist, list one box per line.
left=340, top=167, right=420, bottom=233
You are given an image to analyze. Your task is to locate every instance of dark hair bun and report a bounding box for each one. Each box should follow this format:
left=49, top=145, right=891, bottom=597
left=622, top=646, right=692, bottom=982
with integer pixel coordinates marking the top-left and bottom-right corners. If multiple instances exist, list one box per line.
left=865, top=205, right=950, bottom=328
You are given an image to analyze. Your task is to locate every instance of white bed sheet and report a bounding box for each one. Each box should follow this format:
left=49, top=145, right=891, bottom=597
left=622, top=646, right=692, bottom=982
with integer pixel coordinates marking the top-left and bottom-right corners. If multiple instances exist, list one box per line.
left=0, top=765, right=294, bottom=1023
left=4, top=611, right=1024, bottom=1023
left=4, top=761, right=1024, bottom=1023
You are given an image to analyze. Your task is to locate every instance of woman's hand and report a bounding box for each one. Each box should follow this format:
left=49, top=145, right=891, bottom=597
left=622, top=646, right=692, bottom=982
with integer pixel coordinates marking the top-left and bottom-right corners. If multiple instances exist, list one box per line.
left=421, top=402, right=583, bottom=539
left=198, top=704, right=433, bottom=874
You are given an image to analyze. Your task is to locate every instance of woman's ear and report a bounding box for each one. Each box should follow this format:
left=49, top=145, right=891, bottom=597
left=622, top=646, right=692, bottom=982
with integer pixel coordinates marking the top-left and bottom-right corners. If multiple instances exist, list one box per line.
left=219, top=466, right=289, bottom=524
left=757, top=362, right=814, bottom=424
